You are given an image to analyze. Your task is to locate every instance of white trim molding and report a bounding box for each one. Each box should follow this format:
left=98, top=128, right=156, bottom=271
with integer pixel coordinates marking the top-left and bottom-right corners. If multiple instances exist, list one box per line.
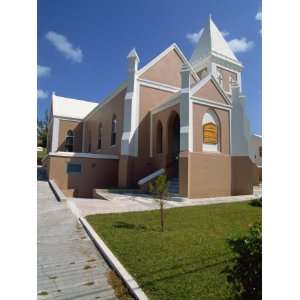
left=49, top=151, right=119, bottom=160
left=191, top=97, right=232, bottom=111
left=55, top=116, right=84, bottom=122
left=151, top=92, right=180, bottom=115
left=190, top=74, right=232, bottom=106
left=138, top=78, right=180, bottom=93
left=137, top=43, right=199, bottom=81
left=51, top=117, right=60, bottom=152
left=84, top=80, right=128, bottom=121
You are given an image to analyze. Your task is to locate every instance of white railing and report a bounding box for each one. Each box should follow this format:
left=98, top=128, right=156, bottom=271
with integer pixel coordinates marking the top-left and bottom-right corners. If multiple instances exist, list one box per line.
left=48, top=151, right=119, bottom=160
left=137, top=168, right=165, bottom=186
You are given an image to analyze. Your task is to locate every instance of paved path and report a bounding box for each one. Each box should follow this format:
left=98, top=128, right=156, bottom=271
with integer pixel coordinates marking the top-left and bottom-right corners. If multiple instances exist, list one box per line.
left=37, top=167, right=117, bottom=300
left=69, top=185, right=262, bottom=217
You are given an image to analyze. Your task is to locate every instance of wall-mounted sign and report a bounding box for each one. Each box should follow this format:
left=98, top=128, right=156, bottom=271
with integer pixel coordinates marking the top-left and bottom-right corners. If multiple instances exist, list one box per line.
left=203, top=122, right=218, bottom=144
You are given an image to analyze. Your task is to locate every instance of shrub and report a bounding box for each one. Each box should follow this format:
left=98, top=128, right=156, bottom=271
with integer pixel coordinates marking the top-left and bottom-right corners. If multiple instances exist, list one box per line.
left=250, top=197, right=262, bottom=207
left=225, top=222, right=262, bottom=299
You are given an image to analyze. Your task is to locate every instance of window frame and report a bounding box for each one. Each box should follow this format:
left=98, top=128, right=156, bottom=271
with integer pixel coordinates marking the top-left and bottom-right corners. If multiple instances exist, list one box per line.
left=202, top=110, right=221, bottom=153
left=66, top=163, right=82, bottom=175
left=156, top=120, right=163, bottom=154
left=97, top=122, right=102, bottom=149
left=111, top=115, right=117, bottom=146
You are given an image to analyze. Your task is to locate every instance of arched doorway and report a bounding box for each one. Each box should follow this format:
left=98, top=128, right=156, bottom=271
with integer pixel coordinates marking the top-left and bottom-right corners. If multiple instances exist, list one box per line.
left=167, top=111, right=180, bottom=177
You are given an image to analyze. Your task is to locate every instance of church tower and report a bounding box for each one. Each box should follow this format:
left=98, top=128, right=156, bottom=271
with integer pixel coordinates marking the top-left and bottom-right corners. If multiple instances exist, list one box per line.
left=190, top=15, right=251, bottom=157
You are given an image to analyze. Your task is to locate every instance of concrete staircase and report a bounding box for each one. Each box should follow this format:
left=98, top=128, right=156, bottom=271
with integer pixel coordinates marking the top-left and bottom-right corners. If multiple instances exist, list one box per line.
left=168, top=177, right=179, bottom=195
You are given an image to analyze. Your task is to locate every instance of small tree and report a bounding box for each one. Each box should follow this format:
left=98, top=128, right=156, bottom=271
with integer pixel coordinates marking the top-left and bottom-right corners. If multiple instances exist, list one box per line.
left=37, top=110, right=49, bottom=148
left=148, top=175, right=169, bottom=232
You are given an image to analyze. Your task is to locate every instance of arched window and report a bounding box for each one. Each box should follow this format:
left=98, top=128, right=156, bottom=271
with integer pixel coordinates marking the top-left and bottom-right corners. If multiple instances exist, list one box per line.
left=156, top=121, right=163, bottom=154
left=65, top=130, right=74, bottom=152
left=259, top=146, right=262, bottom=158
left=87, top=129, right=91, bottom=152
left=111, top=115, right=117, bottom=146
left=202, top=110, right=220, bottom=152
left=98, top=123, right=102, bottom=149
left=217, top=70, right=224, bottom=89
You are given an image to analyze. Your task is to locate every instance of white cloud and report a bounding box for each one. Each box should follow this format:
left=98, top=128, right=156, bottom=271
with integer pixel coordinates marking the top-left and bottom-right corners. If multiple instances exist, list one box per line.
left=37, top=89, right=49, bottom=100
left=186, top=28, right=230, bottom=44
left=256, top=11, right=262, bottom=34
left=186, top=26, right=254, bottom=53
left=46, top=31, right=83, bottom=63
left=256, top=11, right=262, bottom=21
left=186, top=28, right=204, bottom=44
left=228, top=37, right=254, bottom=53
left=221, top=31, right=230, bottom=37
left=37, top=65, right=51, bottom=78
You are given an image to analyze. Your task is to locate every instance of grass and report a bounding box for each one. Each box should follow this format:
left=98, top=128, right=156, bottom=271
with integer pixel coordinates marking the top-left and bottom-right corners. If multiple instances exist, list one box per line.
left=37, top=291, right=48, bottom=296
left=83, top=281, right=94, bottom=286
left=106, top=270, right=133, bottom=300
left=87, top=201, right=261, bottom=300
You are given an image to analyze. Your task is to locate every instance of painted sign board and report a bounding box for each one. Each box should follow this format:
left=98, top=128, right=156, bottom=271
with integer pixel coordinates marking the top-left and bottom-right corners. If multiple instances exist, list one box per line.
left=203, top=122, right=217, bottom=144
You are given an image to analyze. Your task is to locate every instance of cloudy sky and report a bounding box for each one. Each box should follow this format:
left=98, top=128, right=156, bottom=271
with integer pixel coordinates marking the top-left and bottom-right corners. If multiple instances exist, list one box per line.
left=38, top=0, right=261, bottom=134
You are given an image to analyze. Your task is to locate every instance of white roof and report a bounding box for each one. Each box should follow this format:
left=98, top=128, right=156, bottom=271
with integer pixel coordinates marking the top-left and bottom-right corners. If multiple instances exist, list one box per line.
left=252, top=134, right=262, bottom=139
left=52, top=93, right=98, bottom=120
left=190, top=16, right=240, bottom=66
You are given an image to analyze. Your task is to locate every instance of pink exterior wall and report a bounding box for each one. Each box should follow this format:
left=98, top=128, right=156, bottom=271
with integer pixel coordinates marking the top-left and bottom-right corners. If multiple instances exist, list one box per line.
left=83, top=88, right=126, bottom=155
left=140, top=49, right=197, bottom=87
left=193, top=103, right=230, bottom=154
left=48, top=155, right=119, bottom=198
left=57, top=120, right=83, bottom=152
left=193, top=80, right=228, bottom=104
left=217, top=67, right=237, bottom=93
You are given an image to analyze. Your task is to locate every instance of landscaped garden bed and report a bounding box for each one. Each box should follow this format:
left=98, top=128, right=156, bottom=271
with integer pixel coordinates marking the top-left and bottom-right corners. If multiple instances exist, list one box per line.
left=87, top=201, right=261, bottom=299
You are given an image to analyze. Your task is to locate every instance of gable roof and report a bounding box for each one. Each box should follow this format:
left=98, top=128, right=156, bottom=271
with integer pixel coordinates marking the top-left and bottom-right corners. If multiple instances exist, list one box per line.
left=190, top=74, right=232, bottom=106
left=190, top=16, right=241, bottom=67
left=52, top=93, right=98, bottom=120
left=137, top=43, right=199, bottom=82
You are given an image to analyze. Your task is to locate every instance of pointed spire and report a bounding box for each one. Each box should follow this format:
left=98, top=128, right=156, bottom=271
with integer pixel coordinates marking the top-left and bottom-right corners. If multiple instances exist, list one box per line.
left=190, top=15, right=240, bottom=67
left=127, top=48, right=140, bottom=63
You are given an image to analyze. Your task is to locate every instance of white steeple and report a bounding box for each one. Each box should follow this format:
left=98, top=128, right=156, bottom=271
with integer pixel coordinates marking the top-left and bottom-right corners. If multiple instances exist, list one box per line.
left=190, top=15, right=242, bottom=71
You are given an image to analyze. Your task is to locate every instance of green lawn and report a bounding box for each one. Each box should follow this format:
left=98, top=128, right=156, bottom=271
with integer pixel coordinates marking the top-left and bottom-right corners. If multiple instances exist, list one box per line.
left=87, top=202, right=261, bottom=300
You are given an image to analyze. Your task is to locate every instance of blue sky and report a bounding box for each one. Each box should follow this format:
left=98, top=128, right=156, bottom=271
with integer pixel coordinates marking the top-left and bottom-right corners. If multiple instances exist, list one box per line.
left=38, top=0, right=261, bottom=134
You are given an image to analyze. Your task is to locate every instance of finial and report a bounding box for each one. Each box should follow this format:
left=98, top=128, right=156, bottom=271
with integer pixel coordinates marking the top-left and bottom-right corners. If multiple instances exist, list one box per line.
left=209, top=13, right=212, bottom=20
left=127, top=48, right=140, bottom=62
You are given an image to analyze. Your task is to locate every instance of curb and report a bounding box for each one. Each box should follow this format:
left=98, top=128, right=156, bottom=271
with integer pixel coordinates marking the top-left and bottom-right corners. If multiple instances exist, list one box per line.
left=79, top=217, right=149, bottom=300
left=48, top=179, right=67, bottom=202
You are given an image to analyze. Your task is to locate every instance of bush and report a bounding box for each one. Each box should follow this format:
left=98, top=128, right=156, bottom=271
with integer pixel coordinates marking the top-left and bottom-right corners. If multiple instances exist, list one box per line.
left=225, top=222, right=262, bottom=300
left=250, top=197, right=262, bottom=207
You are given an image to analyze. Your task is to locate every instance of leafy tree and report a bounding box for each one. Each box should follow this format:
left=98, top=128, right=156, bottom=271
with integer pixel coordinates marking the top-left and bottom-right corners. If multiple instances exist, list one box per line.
left=225, top=222, right=262, bottom=300
left=148, top=175, right=169, bottom=232
left=37, top=110, right=49, bottom=148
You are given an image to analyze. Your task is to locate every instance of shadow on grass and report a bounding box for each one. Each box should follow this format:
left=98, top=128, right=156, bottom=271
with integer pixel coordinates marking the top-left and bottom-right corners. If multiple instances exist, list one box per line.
left=112, top=221, right=147, bottom=231
left=137, top=251, right=234, bottom=280
left=141, top=256, right=233, bottom=290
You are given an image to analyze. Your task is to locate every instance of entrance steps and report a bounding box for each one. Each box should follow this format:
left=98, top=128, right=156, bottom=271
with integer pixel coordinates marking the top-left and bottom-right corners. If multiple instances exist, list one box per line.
left=168, top=177, right=179, bottom=195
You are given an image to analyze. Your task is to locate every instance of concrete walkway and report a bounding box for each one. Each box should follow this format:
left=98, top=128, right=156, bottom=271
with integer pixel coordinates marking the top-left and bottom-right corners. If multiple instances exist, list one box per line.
left=69, top=185, right=262, bottom=217
left=37, top=167, right=117, bottom=300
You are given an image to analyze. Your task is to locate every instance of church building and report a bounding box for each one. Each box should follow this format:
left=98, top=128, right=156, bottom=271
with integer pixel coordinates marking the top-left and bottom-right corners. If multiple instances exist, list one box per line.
left=45, top=16, right=258, bottom=198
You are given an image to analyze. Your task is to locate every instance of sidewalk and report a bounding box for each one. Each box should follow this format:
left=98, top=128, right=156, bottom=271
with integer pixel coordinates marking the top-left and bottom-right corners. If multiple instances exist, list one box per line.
left=37, top=169, right=117, bottom=300
left=68, top=185, right=262, bottom=217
